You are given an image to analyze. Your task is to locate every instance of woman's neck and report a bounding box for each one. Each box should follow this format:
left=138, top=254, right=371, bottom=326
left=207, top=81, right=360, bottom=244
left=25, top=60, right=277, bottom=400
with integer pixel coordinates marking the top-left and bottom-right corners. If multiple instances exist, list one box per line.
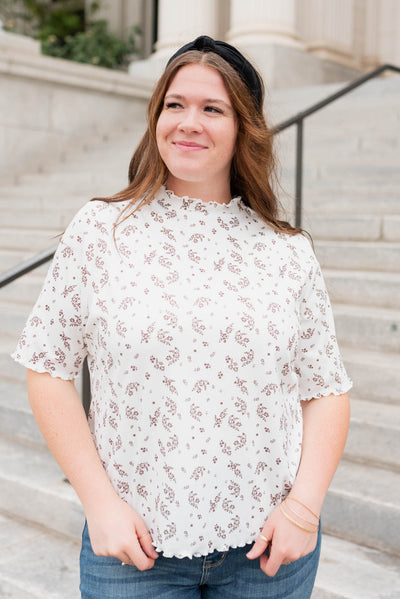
left=166, top=176, right=232, bottom=205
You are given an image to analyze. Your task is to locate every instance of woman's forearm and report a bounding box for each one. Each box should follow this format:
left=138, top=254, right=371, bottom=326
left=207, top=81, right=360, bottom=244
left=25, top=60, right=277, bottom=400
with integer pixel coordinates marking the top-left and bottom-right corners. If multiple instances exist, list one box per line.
left=289, top=392, right=351, bottom=515
left=247, top=393, right=350, bottom=575
left=27, top=369, right=158, bottom=568
left=26, top=369, right=117, bottom=511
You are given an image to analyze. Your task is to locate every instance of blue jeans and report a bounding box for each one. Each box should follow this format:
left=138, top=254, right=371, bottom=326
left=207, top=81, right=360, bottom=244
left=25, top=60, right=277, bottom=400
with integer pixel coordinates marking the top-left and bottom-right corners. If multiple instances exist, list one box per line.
left=80, top=522, right=321, bottom=598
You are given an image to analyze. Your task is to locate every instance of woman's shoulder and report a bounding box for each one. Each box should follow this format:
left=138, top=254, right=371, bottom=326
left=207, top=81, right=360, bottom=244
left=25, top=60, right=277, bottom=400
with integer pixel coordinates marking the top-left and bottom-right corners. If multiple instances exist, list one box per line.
left=267, top=228, right=318, bottom=270
left=63, top=199, right=131, bottom=238
left=276, top=229, right=313, bottom=253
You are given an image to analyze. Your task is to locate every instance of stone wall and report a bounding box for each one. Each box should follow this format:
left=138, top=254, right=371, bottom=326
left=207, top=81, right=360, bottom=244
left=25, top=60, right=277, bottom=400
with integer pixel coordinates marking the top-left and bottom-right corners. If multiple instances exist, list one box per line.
left=0, top=31, right=152, bottom=182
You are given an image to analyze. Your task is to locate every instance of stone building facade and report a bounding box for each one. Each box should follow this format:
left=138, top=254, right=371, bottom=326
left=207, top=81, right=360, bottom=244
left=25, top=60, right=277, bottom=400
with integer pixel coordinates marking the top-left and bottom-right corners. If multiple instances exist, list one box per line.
left=95, top=0, right=400, bottom=88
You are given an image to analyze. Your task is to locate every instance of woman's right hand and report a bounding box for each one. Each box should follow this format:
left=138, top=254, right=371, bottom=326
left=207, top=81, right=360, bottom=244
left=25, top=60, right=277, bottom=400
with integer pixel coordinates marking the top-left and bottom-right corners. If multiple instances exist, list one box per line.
left=85, top=493, right=159, bottom=571
left=26, top=372, right=158, bottom=571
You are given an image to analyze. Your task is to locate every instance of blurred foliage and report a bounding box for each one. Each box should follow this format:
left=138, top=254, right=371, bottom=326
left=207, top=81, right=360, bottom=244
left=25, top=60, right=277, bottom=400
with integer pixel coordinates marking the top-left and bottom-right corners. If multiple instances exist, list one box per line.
left=0, top=0, right=140, bottom=69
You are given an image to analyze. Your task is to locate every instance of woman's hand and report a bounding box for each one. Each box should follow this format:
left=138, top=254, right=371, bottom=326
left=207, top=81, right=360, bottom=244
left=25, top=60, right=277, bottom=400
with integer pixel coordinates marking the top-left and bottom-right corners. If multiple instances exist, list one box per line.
left=86, top=493, right=159, bottom=571
left=246, top=503, right=318, bottom=577
left=26, top=371, right=158, bottom=571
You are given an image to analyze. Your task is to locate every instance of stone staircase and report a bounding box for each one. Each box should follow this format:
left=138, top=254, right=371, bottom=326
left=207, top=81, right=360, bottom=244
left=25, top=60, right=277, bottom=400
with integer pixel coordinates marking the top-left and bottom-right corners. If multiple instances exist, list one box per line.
left=0, top=75, right=400, bottom=598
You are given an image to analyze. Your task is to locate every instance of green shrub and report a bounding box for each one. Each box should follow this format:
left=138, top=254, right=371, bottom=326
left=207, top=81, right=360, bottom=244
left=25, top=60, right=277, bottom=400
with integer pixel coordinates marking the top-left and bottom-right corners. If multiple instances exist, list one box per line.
left=41, top=19, right=140, bottom=69
left=0, top=0, right=140, bottom=70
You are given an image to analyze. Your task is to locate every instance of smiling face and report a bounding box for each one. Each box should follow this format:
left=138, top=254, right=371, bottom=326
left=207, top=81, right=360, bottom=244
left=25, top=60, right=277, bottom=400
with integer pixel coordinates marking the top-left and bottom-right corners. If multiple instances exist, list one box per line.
left=155, top=63, right=238, bottom=203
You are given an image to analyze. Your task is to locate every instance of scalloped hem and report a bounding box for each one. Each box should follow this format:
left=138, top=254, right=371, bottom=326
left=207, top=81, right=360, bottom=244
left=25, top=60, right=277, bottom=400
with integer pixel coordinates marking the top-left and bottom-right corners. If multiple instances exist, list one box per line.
left=153, top=536, right=258, bottom=560
left=299, top=379, right=353, bottom=402
left=10, top=353, right=78, bottom=381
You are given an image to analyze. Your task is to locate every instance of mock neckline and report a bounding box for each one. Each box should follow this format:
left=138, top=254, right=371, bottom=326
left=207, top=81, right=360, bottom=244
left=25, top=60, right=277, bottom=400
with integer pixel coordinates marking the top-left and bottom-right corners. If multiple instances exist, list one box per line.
left=161, top=185, right=241, bottom=208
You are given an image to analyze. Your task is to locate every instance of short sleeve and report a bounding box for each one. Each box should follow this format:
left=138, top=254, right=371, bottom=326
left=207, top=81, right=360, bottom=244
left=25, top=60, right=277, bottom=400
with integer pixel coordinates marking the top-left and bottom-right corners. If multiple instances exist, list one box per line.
left=12, top=203, right=91, bottom=380
left=295, top=246, right=352, bottom=401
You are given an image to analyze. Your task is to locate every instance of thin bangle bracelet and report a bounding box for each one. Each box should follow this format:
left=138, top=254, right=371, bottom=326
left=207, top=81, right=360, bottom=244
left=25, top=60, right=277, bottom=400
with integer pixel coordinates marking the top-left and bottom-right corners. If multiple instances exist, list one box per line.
left=283, top=500, right=319, bottom=527
left=286, top=497, right=320, bottom=520
left=279, top=502, right=319, bottom=534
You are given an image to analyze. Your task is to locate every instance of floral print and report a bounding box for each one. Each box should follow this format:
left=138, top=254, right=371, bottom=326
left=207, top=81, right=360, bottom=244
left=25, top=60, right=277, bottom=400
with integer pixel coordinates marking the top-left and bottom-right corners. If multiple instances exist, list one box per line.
left=13, top=186, right=352, bottom=558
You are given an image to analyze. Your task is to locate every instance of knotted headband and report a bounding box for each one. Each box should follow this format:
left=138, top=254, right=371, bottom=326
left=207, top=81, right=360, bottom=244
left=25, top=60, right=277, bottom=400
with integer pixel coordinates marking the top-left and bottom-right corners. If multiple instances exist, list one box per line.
left=167, top=35, right=263, bottom=112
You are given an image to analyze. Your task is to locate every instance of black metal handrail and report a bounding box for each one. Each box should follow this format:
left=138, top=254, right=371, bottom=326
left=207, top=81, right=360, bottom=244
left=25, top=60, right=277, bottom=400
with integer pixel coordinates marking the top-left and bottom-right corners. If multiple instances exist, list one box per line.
left=0, top=244, right=58, bottom=289
left=1, top=62, right=399, bottom=411
left=272, top=63, right=400, bottom=227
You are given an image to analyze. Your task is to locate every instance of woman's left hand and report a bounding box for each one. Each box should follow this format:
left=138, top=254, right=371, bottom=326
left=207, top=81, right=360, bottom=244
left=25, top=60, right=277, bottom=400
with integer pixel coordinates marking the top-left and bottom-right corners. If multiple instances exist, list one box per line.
left=246, top=504, right=318, bottom=577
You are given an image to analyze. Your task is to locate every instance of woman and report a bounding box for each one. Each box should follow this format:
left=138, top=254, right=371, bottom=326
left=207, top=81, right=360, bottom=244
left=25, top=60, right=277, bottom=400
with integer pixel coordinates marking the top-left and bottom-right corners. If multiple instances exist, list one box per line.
left=13, top=36, right=352, bottom=598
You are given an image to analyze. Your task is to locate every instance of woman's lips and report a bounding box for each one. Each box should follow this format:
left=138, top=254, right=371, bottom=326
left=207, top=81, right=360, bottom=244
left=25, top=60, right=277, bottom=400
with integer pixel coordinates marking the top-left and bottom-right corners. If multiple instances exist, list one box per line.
left=172, top=141, right=207, bottom=151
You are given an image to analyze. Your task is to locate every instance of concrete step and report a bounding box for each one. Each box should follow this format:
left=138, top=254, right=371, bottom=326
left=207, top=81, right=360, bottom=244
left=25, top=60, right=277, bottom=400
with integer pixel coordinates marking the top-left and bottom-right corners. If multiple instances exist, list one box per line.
left=319, top=165, right=400, bottom=183
left=313, top=533, right=400, bottom=599
left=0, top=435, right=84, bottom=540
left=342, top=346, right=400, bottom=405
left=333, top=304, right=400, bottom=353
left=382, top=216, right=400, bottom=242
left=270, top=77, right=400, bottom=123
left=290, top=112, right=400, bottom=138
left=0, top=270, right=47, bottom=306
left=284, top=135, right=400, bottom=159
left=303, top=214, right=395, bottom=242
left=315, top=240, right=400, bottom=272
left=0, top=374, right=84, bottom=449
left=0, top=196, right=108, bottom=221
left=0, top=352, right=26, bottom=384
left=0, top=307, right=37, bottom=348
left=0, top=229, right=60, bottom=253
left=323, top=460, right=400, bottom=556
left=0, top=380, right=45, bottom=448
left=0, top=513, right=80, bottom=599
left=345, top=398, right=400, bottom=471
left=19, top=169, right=128, bottom=187
left=47, top=150, right=133, bottom=170
left=0, top=249, right=30, bottom=273
left=305, top=215, right=380, bottom=242
left=277, top=121, right=400, bottom=152
left=0, top=179, right=123, bottom=200
left=324, top=269, right=400, bottom=310
left=279, top=192, right=400, bottom=219
left=0, top=183, right=99, bottom=198
left=0, top=209, right=74, bottom=231
left=304, top=183, right=400, bottom=201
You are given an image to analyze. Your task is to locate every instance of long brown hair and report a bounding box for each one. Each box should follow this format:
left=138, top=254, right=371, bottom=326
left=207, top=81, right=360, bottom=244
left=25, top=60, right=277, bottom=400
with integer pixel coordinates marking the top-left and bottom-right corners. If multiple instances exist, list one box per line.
left=95, top=50, right=300, bottom=236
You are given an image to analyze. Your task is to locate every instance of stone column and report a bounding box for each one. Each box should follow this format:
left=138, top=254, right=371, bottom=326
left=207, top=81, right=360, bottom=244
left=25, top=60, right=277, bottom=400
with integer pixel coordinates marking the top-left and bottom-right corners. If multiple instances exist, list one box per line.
left=378, top=0, right=400, bottom=66
left=227, top=0, right=362, bottom=88
left=154, top=0, right=218, bottom=58
left=227, top=0, right=302, bottom=48
left=226, top=0, right=308, bottom=88
left=129, top=0, right=219, bottom=80
left=355, top=0, right=380, bottom=70
left=299, top=0, right=358, bottom=68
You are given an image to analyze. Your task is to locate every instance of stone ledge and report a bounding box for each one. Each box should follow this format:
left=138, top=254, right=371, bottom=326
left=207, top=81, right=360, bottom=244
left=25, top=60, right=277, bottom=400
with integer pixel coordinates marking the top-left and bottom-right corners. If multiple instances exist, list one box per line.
left=0, top=30, right=40, bottom=54
left=0, top=40, right=153, bottom=99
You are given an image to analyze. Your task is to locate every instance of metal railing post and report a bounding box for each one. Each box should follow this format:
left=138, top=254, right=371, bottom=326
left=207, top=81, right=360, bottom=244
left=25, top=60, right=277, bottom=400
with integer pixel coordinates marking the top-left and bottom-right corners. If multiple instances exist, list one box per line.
left=295, top=119, right=304, bottom=228
left=81, top=357, right=91, bottom=417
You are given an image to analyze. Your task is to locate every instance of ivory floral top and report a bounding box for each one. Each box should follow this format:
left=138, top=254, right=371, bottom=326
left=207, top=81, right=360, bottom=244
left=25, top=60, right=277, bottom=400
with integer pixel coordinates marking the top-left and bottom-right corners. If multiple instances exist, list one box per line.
left=13, top=186, right=352, bottom=558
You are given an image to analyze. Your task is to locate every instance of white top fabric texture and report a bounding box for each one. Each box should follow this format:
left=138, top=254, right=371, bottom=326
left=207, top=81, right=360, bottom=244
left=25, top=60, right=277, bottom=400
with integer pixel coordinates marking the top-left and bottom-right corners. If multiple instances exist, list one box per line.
left=13, top=186, right=352, bottom=558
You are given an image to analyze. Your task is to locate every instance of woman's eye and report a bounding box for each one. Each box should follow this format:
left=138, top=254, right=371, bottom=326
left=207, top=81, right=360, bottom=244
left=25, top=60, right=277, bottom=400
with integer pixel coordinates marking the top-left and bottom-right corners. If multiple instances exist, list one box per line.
left=204, top=106, right=222, bottom=114
left=165, top=102, right=182, bottom=110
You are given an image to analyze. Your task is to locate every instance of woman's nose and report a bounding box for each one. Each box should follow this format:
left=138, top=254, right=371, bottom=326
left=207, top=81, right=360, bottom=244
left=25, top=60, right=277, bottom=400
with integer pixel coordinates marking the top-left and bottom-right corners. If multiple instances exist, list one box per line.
left=178, top=108, right=203, bottom=132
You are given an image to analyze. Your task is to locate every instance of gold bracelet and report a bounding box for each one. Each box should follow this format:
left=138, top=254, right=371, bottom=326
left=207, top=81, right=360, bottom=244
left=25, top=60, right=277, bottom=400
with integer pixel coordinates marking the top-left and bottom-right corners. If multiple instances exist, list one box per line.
left=283, top=500, right=319, bottom=528
left=286, top=497, right=320, bottom=521
left=279, top=502, right=319, bottom=533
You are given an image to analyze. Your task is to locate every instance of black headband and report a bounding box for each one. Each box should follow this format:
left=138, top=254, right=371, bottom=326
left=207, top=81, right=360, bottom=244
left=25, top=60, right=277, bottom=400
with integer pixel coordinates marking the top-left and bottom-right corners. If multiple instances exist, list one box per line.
left=166, top=35, right=263, bottom=111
